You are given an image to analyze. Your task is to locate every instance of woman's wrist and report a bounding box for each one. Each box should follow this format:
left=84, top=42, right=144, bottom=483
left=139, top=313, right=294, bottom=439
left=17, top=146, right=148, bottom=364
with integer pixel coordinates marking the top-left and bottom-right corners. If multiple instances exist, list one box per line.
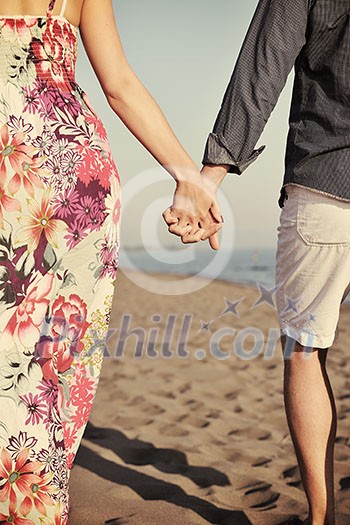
left=169, top=165, right=202, bottom=185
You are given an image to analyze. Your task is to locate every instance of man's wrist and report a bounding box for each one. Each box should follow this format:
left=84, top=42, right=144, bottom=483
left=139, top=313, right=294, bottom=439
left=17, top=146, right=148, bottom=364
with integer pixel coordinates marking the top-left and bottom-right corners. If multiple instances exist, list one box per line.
left=201, top=164, right=229, bottom=189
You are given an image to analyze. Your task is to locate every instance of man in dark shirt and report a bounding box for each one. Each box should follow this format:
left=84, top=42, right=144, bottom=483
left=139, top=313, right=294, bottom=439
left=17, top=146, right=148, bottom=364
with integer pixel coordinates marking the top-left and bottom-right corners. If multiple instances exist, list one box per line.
left=164, top=1, right=349, bottom=521
left=199, top=1, right=350, bottom=524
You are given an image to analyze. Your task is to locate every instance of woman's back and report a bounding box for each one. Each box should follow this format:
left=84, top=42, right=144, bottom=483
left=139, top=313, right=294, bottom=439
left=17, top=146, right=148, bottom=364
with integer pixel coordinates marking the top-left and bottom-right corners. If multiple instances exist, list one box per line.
left=0, top=0, right=83, bottom=27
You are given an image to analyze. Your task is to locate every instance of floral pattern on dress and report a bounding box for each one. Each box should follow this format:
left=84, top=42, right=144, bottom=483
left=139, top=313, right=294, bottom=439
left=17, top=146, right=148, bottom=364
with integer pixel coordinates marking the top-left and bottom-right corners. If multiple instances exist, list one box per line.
left=0, top=10, right=121, bottom=525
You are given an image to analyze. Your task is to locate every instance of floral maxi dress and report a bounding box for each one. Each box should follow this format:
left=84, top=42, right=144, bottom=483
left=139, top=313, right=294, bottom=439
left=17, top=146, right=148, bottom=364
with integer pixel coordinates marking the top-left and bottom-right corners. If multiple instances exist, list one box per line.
left=0, top=1, right=121, bottom=523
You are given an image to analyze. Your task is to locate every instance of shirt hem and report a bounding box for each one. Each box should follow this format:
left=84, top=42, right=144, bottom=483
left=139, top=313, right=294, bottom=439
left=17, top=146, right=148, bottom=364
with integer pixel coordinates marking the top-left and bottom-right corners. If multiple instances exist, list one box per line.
left=283, top=183, right=350, bottom=203
left=280, top=327, right=334, bottom=350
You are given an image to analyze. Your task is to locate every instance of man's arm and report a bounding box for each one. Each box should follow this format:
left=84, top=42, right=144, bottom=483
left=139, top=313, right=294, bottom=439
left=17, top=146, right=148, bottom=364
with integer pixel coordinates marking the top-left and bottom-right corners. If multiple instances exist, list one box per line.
left=203, top=0, right=311, bottom=176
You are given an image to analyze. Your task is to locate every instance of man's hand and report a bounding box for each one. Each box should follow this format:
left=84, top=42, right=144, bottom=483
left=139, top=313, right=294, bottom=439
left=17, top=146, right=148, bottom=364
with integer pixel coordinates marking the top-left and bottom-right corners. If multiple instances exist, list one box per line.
left=200, top=164, right=229, bottom=249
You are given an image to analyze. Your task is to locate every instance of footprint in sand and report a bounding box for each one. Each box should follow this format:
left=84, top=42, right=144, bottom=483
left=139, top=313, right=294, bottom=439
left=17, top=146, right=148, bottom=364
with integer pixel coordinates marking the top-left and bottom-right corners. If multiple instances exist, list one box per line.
left=335, top=436, right=349, bottom=446
left=277, top=518, right=305, bottom=525
left=125, top=395, right=145, bottom=406
left=266, top=363, right=277, bottom=370
left=182, top=399, right=205, bottom=410
left=227, top=429, right=240, bottom=437
left=335, top=450, right=349, bottom=461
left=105, top=517, right=134, bottom=525
left=338, top=393, right=350, bottom=401
left=178, top=382, right=192, bottom=394
left=126, top=397, right=165, bottom=416
left=224, top=390, right=240, bottom=400
left=138, top=403, right=166, bottom=416
left=252, top=456, right=272, bottom=467
left=281, top=465, right=302, bottom=489
left=158, top=424, right=189, bottom=437
left=175, top=414, right=211, bottom=428
left=339, top=476, right=350, bottom=490
left=241, top=480, right=280, bottom=510
left=222, top=450, right=244, bottom=463
left=150, top=389, right=176, bottom=399
left=257, top=431, right=272, bottom=441
left=227, top=427, right=272, bottom=441
left=113, top=416, right=154, bottom=429
left=338, top=410, right=350, bottom=420
left=206, top=409, right=222, bottom=419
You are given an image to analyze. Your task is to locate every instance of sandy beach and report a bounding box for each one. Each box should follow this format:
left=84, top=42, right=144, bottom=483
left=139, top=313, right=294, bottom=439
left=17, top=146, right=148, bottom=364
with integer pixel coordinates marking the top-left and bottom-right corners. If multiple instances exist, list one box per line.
left=69, top=268, right=350, bottom=525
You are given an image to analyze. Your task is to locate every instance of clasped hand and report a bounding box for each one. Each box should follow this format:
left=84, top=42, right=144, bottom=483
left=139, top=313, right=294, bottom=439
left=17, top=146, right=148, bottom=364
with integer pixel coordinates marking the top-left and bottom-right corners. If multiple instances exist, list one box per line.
left=162, top=171, right=222, bottom=250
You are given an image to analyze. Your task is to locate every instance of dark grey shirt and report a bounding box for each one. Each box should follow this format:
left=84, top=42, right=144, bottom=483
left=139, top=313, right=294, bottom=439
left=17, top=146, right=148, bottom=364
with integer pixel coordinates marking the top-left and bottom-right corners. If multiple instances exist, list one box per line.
left=203, top=0, right=350, bottom=206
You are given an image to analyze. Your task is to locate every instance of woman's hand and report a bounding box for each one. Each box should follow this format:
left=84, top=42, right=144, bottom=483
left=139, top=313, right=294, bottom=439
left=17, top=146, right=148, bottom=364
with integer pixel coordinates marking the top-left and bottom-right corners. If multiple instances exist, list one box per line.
left=163, top=172, right=223, bottom=250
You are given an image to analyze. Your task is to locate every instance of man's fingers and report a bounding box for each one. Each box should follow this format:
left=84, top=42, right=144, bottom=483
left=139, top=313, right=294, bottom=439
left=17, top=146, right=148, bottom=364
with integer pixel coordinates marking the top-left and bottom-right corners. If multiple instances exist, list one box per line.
left=164, top=199, right=223, bottom=249
left=209, top=232, right=220, bottom=251
left=210, top=199, right=223, bottom=224
left=181, top=228, right=206, bottom=244
left=201, top=223, right=222, bottom=241
left=199, top=214, right=213, bottom=230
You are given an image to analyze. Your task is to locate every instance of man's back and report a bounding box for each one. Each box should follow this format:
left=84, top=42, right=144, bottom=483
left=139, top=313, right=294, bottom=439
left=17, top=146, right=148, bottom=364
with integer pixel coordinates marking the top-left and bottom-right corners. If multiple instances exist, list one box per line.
left=203, top=0, right=350, bottom=203
left=286, top=0, right=350, bottom=199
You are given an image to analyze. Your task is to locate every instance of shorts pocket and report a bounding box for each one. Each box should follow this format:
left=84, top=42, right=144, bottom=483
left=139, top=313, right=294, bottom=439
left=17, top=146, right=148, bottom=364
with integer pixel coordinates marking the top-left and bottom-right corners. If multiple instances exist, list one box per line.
left=296, top=198, right=350, bottom=246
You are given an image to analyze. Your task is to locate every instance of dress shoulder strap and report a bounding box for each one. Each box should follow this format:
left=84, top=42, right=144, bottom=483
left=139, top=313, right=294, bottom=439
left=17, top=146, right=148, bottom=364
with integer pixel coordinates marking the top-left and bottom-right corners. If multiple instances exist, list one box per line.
left=47, top=0, right=57, bottom=17
left=47, top=0, right=68, bottom=17
left=59, top=0, right=68, bottom=17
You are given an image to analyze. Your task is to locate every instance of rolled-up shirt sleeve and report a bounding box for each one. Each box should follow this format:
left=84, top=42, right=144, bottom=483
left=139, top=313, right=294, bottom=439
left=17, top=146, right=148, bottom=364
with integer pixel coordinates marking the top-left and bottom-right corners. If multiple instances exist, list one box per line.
left=203, top=0, right=310, bottom=174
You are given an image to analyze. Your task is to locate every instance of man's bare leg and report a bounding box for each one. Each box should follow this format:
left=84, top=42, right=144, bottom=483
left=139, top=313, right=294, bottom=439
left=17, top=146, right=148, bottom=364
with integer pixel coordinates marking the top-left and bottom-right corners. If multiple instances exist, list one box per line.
left=282, top=336, right=337, bottom=525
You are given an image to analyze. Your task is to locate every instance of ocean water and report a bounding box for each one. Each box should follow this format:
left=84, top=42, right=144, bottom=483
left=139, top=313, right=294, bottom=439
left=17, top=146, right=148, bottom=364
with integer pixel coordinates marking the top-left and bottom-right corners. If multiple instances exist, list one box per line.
left=119, top=246, right=350, bottom=304
left=120, top=246, right=276, bottom=288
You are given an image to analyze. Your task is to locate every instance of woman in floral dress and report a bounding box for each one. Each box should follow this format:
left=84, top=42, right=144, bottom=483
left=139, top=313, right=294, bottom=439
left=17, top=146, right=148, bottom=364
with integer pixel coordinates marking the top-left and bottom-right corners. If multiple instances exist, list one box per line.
left=0, top=0, right=222, bottom=523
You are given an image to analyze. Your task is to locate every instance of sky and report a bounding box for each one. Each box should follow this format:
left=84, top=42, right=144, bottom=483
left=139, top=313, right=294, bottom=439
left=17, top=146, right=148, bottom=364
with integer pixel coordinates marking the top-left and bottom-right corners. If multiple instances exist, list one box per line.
left=76, top=0, right=295, bottom=250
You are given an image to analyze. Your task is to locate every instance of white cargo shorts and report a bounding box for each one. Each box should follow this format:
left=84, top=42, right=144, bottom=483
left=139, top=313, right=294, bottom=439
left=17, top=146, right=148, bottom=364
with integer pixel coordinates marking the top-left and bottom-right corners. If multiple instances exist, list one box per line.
left=276, top=185, right=350, bottom=349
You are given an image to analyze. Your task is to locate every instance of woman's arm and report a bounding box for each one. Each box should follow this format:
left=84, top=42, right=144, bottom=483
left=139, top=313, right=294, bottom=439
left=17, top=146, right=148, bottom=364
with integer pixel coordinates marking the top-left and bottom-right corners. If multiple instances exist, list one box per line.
left=79, top=0, right=222, bottom=246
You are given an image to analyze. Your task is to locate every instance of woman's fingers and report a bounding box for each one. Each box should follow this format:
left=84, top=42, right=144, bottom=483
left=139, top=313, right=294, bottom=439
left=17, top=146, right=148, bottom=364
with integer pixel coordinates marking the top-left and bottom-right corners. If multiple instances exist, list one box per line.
left=167, top=210, right=196, bottom=237
left=169, top=223, right=193, bottom=236
left=162, top=207, right=179, bottom=225
left=163, top=207, right=192, bottom=236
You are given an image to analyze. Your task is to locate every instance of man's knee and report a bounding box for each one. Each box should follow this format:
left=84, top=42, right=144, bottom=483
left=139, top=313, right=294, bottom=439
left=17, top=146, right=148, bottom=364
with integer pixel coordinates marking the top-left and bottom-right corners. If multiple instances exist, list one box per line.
left=281, top=335, right=329, bottom=369
left=281, top=334, right=316, bottom=360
